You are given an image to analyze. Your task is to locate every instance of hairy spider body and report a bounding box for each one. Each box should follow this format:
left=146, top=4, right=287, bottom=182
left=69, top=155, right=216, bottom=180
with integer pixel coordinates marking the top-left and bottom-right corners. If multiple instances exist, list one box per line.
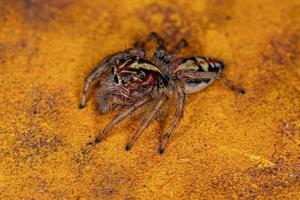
left=80, top=33, right=244, bottom=154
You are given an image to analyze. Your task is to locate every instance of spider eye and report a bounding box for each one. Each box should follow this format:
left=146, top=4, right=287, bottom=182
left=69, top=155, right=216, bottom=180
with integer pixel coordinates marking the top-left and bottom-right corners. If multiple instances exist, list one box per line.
left=121, top=74, right=133, bottom=84
left=139, top=71, right=146, bottom=80
left=111, top=67, right=115, bottom=75
left=114, top=75, right=119, bottom=84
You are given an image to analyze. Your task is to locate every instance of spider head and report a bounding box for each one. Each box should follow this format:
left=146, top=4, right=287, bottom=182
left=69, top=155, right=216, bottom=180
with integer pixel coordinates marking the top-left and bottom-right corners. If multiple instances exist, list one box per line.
left=112, top=57, right=167, bottom=92
left=98, top=56, right=169, bottom=113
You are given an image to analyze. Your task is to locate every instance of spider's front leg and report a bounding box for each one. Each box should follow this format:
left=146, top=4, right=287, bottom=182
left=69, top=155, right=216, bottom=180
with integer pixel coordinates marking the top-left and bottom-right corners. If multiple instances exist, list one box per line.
left=159, top=84, right=186, bottom=154
left=79, top=63, right=109, bottom=109
left=93, top=97, right=153, bottom=145
left=125, top=94, right=167, bottom=151
left=79, top=48, right=146, bottom=109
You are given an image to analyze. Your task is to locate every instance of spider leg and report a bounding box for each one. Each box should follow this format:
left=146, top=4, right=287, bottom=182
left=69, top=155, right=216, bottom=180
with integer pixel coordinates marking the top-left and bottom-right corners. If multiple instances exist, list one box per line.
left=80, top=65, right=107, bottom=109
left=167, top=39, right=189, bottom=60
left=219, top=73, right=245, bottom=95
left=159, top=84, right=186, bottom=154
left=133, top=32, right=166, bottom=58
left=179, top=71, right=221, bottom=79
left=97, top=86, right=115, bottom=115
left=125, top=94, right=167, bottom=151
left=149, top=32, right=166, bottom=49
left=79, top=48, right=146, bottom=109
left=93, top=97, right=152, bottom=144
left=148, top=32, right=168, bottom=61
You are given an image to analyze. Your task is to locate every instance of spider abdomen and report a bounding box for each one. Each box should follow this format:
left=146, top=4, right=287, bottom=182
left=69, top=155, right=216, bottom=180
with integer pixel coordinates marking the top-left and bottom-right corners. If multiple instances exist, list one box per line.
left=172, top=57, right=224, bottom=94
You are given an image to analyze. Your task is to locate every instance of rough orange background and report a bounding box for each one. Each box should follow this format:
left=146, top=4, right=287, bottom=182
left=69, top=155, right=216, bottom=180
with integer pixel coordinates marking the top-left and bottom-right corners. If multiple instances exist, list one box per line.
left=0, top=0, right=299, bottom=199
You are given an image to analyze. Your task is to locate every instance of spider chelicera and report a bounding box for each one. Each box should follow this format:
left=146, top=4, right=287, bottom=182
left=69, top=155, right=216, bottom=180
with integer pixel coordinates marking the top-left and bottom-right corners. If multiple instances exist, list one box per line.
left=79, top=32, right=244, bottom=154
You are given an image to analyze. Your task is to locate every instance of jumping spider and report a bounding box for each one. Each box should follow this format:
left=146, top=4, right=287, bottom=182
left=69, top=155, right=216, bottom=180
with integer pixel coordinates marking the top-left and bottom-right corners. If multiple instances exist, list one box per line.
left=80, top=32, right=244, bottom=154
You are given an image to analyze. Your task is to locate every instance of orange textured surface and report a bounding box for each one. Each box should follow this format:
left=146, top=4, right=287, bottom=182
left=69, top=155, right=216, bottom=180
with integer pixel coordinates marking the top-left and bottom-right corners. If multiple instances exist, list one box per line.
left=0, top=0, right=300, bottom=199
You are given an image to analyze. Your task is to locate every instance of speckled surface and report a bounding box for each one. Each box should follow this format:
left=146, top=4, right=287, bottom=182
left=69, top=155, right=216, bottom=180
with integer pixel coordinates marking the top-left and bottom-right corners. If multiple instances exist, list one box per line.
left=0, top=0, right=299, bottom=199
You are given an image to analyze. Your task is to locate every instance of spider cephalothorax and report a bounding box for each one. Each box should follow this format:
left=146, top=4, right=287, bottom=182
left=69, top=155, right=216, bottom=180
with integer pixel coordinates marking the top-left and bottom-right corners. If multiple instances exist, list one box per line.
left=113, top=57, right=168, bottom=92
left=80, top=32, right=244, bottom=154
left=98, top=56, right=168, bottom=114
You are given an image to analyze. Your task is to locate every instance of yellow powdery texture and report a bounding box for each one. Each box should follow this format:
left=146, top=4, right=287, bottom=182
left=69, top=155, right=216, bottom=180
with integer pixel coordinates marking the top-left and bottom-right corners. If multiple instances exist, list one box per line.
left=0, top=0, right=299, bottom=199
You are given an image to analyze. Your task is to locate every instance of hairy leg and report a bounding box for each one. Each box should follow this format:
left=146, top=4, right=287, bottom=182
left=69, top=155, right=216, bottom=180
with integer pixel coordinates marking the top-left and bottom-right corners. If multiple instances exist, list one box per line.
left=147, top=32, right=168, bottom=61
left=159, top=84, right=186, bottom=154
left=133, top=32, right=167, bottom=58
left=80, top=65, right=107, bottom=109
left=125, top=94, right=167, bottom=151
left=93, top=97, right=152, bottom=144
left=177, top=71, right=221, bottom=79
left=219, top=73, right=245, bottom=95
left=154, top=38, right=188, bottom=75
left=79, top=48, right=145, bottom=109
left=167, top=39, right=188, bottom=60
left=149, top=32, right=166, bottom=49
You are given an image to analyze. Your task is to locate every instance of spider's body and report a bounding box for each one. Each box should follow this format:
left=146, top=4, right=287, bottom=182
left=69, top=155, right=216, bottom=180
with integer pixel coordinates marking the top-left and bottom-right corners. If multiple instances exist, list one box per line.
left=80, top=33, right=244, bottom=154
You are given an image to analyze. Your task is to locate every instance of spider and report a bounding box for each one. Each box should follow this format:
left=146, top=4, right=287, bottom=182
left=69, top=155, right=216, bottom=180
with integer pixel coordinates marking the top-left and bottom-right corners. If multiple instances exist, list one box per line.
left=79, top=32, right=244, bottom=154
